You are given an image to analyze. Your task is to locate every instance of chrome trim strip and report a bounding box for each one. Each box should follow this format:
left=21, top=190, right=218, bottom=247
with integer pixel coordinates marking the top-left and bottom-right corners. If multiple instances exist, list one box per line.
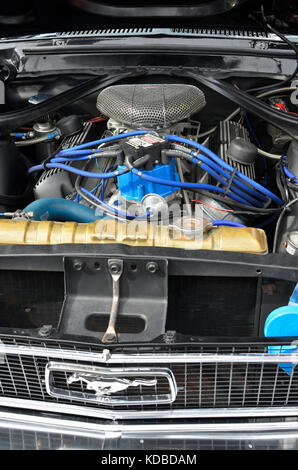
left=0, top=397, right=298, bottom=421
left=45, top=362, right=177, bottom=406
left=1, top=344, right=298, bottom=364
left=0, top=409, right=298, bottom=441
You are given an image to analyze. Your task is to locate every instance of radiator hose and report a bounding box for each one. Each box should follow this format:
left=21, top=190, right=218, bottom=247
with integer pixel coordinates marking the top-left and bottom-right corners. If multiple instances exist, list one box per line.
left=23, top=198, right=99, bottom=223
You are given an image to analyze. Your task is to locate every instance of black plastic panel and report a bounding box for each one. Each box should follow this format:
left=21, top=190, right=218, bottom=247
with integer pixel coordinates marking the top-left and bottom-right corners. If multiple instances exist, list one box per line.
left=167, top=276, right=296, bottom=337
left=0, top=270, right=64, bottom=329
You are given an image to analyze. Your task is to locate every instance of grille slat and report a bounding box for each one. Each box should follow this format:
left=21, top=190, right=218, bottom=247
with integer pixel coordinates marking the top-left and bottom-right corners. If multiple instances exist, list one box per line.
left=0, top=339, right=297, bottom=415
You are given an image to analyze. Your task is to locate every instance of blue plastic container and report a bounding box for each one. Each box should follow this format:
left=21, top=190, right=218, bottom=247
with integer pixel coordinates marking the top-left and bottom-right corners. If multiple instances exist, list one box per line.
left=264, top=306, right=298, bottom=376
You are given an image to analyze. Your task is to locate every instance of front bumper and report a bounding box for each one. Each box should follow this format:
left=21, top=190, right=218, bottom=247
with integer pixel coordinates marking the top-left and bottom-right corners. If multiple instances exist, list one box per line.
left=1, top=410, right=298, bottom=450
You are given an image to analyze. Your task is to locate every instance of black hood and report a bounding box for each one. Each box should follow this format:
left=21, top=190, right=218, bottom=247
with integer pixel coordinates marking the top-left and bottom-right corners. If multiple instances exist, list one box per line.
left=0, top=0, right=297, bottom=37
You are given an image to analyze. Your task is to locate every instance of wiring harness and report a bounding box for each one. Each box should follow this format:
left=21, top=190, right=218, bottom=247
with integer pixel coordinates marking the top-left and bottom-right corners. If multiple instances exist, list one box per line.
left=27, top=130, right=283, bottom=222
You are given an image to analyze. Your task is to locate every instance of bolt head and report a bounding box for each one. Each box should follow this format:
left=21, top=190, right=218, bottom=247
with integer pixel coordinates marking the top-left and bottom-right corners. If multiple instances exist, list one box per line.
left=164, top=330, right=176, bottom=343
left=110, top=263, right=121, bottom=274
left=38, top=325, right=53, bottom=337
left=73, top=259, right=84, bottom=271
left=146, top=261, right=158, bottom=273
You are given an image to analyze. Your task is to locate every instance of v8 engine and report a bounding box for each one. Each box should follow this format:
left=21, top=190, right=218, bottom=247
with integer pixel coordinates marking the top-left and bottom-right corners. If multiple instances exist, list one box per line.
left=0, top=77, right=297, bottom=255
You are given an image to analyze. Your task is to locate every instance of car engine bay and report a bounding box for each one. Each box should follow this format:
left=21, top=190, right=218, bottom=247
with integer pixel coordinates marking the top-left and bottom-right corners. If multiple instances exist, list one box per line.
left=0, top=0, right=297, bottom=343
left=0, top=74, right=297, bottom=257
left=0, top=1, right=298, bottom=451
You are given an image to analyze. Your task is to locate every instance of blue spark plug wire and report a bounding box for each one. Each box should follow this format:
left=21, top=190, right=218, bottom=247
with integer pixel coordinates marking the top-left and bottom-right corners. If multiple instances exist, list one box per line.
left=166, top=135, right=282, bottom=206
left=212, top=220, right=246, bottom=228
left=80, top=187, right=150, bottom=219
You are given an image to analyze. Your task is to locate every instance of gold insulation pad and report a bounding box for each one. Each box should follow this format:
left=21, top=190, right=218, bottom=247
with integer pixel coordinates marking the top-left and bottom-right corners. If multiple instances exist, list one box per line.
left=0, top=219, right=268, bottom=253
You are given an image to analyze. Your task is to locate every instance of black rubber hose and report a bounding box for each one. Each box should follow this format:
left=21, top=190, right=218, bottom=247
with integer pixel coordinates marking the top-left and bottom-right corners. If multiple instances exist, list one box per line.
left=179, top=72, right=298, bottom=139
left=275, top=165, right=288, bottom=204
left=0, top=71, right=143, bottom=136
left=273, top=197, right=298, bottom=252
left=188, top=188, right=282, bottom=215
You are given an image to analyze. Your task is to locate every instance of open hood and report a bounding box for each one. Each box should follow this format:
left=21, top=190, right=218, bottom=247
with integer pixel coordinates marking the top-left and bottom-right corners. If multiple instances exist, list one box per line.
left=66, top=0, right=250, bottom=18
left=0, top=1, right=297, bottom=37
left=0, top=0, right=297, bottom=448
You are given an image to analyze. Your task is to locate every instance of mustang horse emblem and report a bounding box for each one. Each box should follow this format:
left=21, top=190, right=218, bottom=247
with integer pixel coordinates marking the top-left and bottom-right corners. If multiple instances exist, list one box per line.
left=67, top=372, right=157, bottom=396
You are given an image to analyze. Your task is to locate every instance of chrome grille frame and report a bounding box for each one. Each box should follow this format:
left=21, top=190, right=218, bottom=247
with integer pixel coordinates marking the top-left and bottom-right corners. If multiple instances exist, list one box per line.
left=0, top=340, right=298, bottom=420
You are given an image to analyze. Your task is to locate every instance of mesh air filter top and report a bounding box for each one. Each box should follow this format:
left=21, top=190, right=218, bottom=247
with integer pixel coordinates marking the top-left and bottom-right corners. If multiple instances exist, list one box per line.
left=96, top=84, right=206, bottom=129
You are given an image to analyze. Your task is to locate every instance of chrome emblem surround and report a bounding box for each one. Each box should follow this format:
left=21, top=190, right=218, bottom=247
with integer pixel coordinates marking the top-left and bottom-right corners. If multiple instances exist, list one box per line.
left=45, top=362, right=177, bottom=406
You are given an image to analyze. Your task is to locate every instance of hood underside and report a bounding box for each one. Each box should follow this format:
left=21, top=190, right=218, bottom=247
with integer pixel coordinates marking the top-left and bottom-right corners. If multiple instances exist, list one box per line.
left=0, top=0, right=296, bottom=38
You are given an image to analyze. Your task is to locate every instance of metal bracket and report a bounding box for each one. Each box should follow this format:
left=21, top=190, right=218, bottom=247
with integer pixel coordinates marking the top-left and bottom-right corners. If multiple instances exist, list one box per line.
left=102, top=259, right=123, bottom=344
left=58, top=257, right=168, bottom=342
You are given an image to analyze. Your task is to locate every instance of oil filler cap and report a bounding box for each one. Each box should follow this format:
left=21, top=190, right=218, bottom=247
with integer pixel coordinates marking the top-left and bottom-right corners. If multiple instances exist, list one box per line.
left=57, top=115, right=83, bottom=137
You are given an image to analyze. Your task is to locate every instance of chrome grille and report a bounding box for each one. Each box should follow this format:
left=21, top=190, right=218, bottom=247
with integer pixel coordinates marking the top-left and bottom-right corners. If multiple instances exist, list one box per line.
left=0, top=338, right=298, bottom=419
